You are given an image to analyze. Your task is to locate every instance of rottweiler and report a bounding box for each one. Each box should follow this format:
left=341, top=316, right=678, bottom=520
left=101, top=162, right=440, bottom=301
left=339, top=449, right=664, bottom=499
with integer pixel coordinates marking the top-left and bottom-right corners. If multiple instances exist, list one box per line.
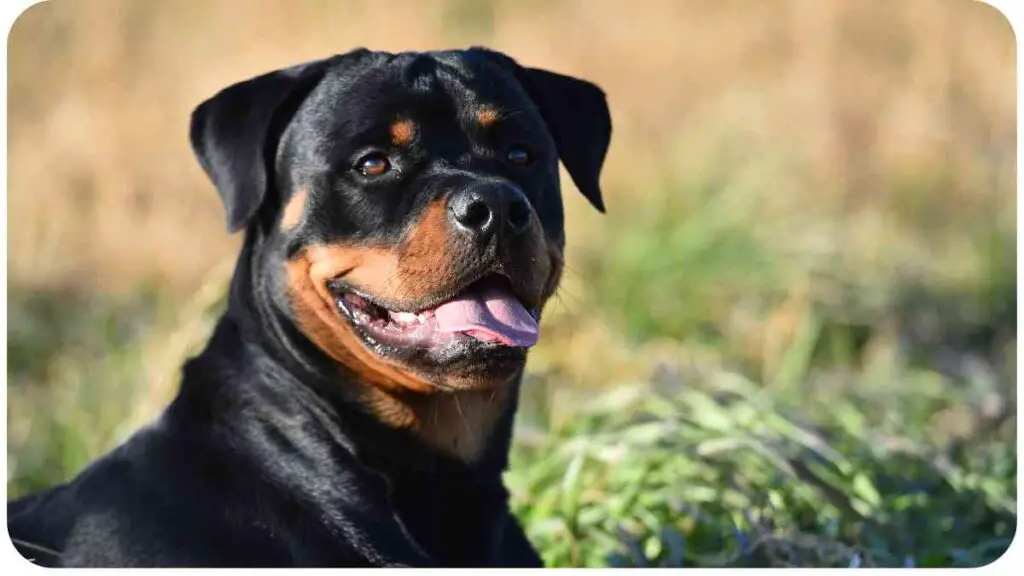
left=7, top=47, right=611, bottom=567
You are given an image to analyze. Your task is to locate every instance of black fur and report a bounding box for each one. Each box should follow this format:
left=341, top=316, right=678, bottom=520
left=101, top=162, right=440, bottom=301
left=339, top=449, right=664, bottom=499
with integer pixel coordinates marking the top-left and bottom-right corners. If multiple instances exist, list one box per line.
left=8, top=47, right=611, bottom=567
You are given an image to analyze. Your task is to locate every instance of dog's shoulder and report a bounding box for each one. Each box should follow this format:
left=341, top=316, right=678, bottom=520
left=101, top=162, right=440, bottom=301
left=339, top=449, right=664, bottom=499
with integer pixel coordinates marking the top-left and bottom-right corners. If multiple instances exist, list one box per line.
left=8, top=418, right=301, bottom=567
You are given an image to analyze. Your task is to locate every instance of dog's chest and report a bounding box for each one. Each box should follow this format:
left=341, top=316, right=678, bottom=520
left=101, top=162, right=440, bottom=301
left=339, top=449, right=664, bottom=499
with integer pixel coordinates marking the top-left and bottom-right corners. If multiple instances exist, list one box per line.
left=388, top=473, right=507, bottom=566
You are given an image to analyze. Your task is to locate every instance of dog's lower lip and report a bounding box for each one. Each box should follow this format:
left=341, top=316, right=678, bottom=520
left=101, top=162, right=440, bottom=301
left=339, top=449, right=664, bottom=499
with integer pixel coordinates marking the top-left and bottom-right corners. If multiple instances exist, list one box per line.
left=329, top=276, right=539, bottom=353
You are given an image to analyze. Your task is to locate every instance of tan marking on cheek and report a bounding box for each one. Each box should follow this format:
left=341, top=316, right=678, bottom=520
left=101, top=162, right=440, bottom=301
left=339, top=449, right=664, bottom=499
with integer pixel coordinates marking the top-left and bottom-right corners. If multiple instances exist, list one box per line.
left=390, top=119, right=416, bottom=147
left=286, top=246, right=434, bottom=394
left=300, top=201, right=456, bottom=311
left=393, top=199, right=456, bottom=297
left=477, top=106, right=501, bottom=127
left=335, top=199, right=459, bottom=305
left=279, top=187, right=308, bottom=232
left=319, top=245, right=404, bottom=300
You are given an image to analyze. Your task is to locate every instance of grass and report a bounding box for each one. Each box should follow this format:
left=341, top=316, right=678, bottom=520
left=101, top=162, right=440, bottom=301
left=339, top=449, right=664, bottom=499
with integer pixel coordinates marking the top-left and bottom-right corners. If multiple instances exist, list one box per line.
left=508, top=375, right=1015, bottom=567
left=5, top=0, right=1017, bottom=568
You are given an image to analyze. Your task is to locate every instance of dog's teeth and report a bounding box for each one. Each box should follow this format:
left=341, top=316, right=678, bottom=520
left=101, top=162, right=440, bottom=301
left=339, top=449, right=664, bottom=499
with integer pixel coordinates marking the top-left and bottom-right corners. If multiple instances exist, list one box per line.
left=344, top=293, right=367, bottom=306
left=390, top=311, right=418, bottom=325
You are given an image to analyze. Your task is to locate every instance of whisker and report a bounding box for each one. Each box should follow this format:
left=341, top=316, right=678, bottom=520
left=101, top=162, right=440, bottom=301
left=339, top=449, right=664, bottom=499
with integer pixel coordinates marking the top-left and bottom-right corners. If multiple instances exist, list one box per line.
left=453, top=395, right=474, bottom=449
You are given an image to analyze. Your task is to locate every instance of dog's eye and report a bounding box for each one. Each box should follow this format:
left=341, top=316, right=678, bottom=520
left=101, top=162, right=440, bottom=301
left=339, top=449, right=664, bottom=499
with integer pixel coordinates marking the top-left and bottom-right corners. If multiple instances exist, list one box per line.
left=356, top=153, right=391, bottom=177
left=506, top=146, right=532, bottom=166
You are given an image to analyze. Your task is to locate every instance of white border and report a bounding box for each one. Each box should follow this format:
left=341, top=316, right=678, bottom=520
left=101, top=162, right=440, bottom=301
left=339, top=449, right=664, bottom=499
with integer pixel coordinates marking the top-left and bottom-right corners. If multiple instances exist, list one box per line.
left=0, top=0, right=1019, bottom=574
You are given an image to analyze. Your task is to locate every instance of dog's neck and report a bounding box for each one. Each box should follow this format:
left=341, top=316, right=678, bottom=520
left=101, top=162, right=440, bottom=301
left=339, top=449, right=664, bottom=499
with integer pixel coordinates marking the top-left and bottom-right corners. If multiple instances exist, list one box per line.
left=357, top=379, right=516, bottom=463
left=177, top=316, right=517, bottom=566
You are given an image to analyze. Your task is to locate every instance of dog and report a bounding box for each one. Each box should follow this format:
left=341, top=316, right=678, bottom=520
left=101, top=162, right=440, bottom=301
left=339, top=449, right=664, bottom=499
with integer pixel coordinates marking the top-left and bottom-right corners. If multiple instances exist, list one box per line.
left=7, top=47, right=611, bottom=567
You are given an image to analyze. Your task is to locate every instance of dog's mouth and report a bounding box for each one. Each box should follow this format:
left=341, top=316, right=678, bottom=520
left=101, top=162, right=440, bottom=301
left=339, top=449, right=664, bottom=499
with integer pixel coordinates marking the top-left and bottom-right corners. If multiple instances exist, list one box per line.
left=330, top=274, right=541, bottom=354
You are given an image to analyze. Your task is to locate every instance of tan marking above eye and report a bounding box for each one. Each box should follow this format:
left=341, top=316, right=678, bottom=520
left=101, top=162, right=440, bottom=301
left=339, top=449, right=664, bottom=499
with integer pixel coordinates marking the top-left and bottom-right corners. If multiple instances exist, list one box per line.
left=477, top=106, right=501, bottom=127
left=390, top=119, right=416, bottom=146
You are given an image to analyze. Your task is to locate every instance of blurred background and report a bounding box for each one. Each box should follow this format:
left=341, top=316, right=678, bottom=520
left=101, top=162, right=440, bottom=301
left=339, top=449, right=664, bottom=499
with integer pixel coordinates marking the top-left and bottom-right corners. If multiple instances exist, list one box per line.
left=6, top=0, right=1016, bottom=567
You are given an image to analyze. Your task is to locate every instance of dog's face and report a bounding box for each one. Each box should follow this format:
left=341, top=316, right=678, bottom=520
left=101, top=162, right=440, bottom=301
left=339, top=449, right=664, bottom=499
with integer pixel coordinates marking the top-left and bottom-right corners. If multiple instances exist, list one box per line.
left=190, top=48, right=610, bottom=394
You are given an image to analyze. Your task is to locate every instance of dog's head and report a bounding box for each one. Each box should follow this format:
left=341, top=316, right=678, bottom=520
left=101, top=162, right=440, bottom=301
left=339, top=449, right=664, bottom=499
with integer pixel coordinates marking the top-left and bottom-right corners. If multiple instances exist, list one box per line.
left=190, top=48, right=611, bottom=394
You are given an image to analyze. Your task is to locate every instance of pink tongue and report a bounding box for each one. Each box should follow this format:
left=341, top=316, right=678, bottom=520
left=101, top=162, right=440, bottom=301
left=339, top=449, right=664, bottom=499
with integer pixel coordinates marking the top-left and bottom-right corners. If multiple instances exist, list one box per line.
left=433, top=281, right=539, bottom=347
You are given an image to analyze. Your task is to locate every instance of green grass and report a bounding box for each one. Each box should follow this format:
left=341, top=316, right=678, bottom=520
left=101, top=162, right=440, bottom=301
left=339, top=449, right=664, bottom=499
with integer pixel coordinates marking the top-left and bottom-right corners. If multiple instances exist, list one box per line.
left=508, top=367, right=1014, bottom=567
left=7, top=289, right=160, bottom=496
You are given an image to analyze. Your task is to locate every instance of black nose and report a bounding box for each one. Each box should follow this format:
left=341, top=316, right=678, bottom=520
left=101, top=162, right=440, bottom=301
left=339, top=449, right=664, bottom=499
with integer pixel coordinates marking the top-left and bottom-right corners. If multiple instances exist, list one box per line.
left=448, top=183, right=532, bottom=242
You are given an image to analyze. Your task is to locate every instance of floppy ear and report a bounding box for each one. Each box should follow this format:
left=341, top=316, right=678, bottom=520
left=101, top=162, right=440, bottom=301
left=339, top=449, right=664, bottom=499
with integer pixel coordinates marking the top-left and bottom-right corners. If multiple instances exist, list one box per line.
left=515, top=67, right=612, bottom=213
left=189, top=56, right=341, bottom=233
left=471, top=49, right=612, bottom=213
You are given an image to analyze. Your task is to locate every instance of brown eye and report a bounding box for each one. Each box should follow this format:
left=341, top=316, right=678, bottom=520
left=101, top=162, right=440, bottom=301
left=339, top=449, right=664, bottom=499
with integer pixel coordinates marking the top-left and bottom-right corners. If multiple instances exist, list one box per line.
left=506, top=146, right=532, bottom=166
left=356, top=152, right=390, bottom=176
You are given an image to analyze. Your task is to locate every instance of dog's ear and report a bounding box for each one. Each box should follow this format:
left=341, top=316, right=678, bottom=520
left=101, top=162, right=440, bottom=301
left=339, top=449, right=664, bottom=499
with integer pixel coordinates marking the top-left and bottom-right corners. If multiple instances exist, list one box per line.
left=471, top=48, right=612, bottom=213
left=189, top=55, right=345, bottom=233
left=516, top=67, right=612, bottom=213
